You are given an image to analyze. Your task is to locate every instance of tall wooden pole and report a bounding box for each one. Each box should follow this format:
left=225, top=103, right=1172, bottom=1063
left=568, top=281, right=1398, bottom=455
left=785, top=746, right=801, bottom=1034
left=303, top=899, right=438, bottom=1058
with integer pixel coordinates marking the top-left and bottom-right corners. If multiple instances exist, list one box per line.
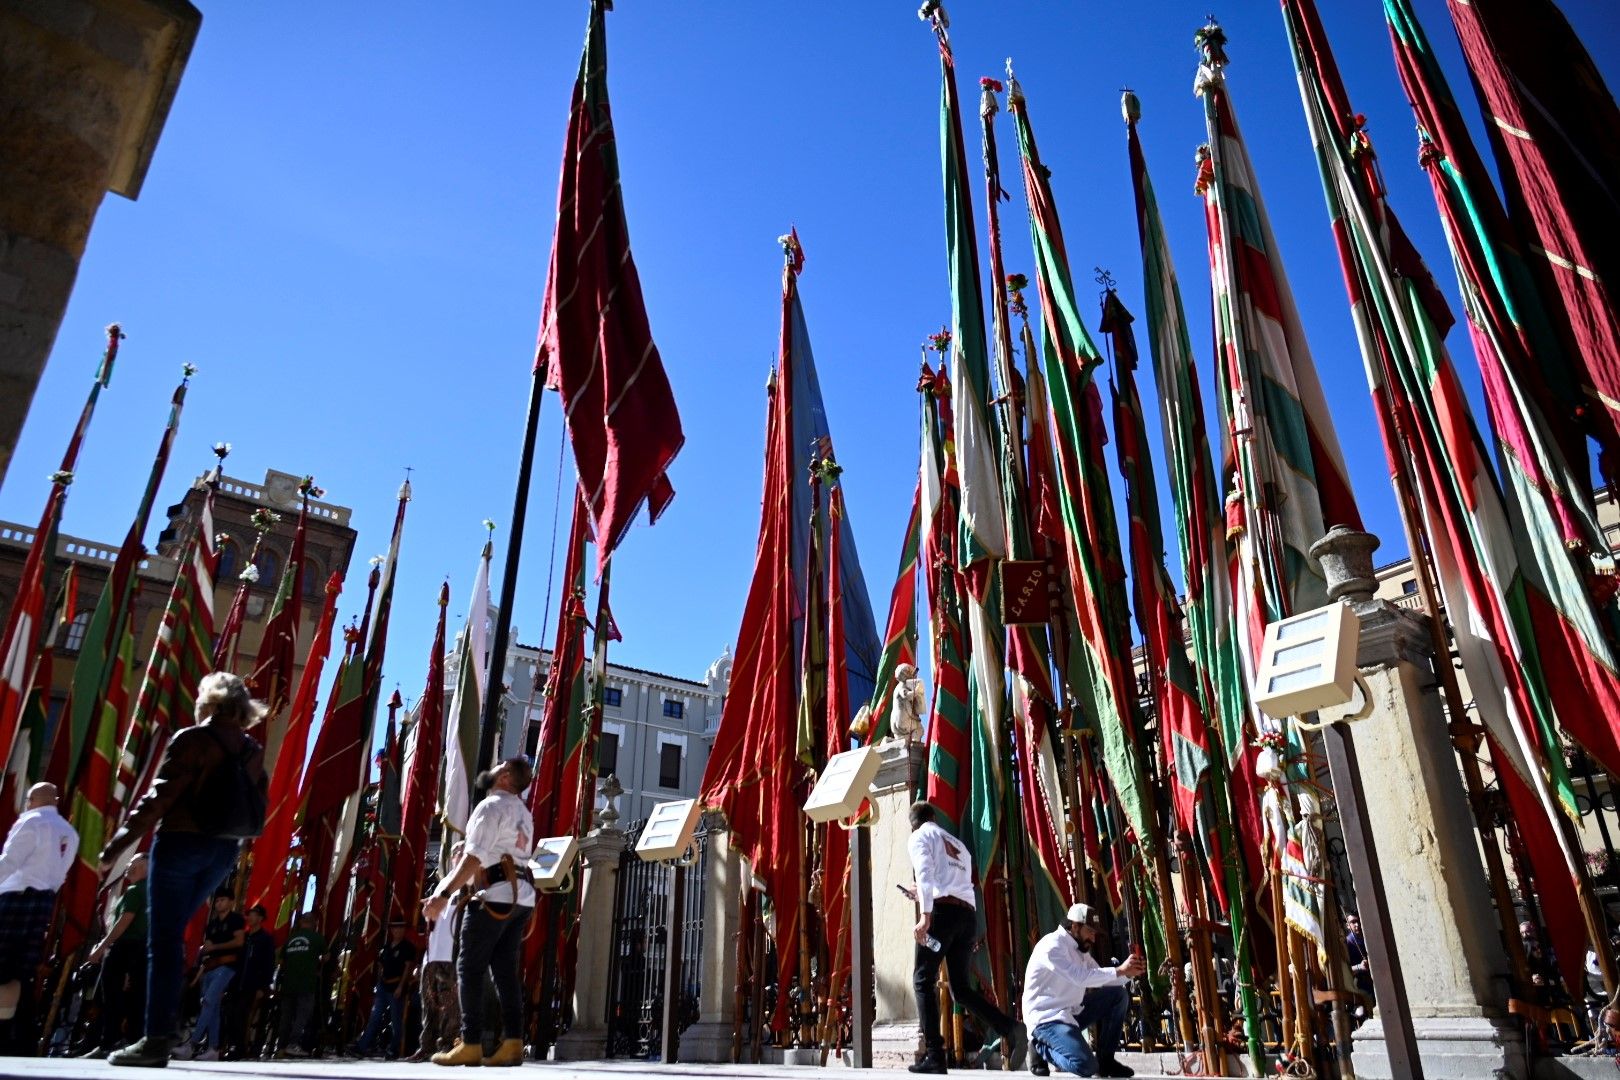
left=477, top=360, right=549, bottom=774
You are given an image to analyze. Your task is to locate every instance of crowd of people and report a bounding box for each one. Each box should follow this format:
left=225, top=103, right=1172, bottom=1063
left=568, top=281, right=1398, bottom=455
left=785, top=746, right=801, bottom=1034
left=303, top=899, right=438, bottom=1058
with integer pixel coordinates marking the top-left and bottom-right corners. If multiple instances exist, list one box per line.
left=0, top=672, right=544, bottom=1068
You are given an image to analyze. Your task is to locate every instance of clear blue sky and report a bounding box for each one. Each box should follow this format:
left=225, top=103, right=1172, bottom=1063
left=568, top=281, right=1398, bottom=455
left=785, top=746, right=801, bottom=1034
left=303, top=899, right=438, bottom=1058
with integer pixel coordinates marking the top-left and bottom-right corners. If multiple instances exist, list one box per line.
left=4, top=2, right=1616, bottom=714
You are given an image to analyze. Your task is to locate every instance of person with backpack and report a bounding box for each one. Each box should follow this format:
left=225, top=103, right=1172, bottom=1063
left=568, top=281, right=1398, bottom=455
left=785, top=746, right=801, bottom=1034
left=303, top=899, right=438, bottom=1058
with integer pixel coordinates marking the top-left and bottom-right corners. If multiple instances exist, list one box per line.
left=97, top=671, right=269, bottom=1069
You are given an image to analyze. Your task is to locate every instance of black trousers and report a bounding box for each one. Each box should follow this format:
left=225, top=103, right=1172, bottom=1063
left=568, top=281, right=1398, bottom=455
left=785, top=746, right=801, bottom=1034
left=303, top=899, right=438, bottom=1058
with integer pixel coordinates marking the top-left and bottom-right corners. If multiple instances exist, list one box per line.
left=912, top=901, right=1015, bottom=1052
left=456, top=901, right=532, bottom=1044
left=95, top=938, right=147, bottom=1049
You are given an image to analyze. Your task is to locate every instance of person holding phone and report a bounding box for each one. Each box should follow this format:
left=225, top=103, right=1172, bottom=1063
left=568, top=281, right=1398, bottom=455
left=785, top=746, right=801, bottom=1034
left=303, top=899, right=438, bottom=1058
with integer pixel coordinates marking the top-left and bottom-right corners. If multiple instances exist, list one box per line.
left=1021, top=903, right=1144, bottom=1077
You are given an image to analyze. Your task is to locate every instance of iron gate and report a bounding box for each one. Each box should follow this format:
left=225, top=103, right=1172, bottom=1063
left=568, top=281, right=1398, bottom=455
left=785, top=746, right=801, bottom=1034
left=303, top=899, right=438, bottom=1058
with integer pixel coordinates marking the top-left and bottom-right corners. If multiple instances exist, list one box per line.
left=603, top=818, right=708, bottom=1058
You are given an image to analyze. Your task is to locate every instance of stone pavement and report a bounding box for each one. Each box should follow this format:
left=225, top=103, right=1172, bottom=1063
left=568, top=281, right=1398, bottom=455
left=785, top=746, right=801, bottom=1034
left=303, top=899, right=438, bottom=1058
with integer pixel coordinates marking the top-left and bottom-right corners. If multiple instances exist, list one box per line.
left=2, top=1056, right=1201, bottom=1079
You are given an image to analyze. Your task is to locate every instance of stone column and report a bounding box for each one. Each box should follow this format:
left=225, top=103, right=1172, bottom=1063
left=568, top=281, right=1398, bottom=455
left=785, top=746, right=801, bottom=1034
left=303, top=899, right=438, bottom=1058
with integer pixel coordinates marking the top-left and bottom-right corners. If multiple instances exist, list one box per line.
left=552, top=826, right=627, bottom=1061
left=678, top=822, right=742, bottom=1062
left=1310, top=529, right=1525, bottom=1079
left=866, top=739, right=926, bottom=1065
left=0, top=0, right=201, bottom=485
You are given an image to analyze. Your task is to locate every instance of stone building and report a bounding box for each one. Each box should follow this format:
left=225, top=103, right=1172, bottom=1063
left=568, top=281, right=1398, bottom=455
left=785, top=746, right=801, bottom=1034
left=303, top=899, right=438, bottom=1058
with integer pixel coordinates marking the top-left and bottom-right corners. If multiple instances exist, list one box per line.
left=488, top=638, right=731, bottom=827
left=0, top=0, right=202, bottom=486
left=0, top=466, right=356, bottom=732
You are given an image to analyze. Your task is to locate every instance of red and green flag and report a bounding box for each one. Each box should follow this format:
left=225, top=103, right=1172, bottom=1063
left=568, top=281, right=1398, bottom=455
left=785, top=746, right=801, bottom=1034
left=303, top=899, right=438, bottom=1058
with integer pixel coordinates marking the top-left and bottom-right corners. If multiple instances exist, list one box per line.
left=1102, top=289, right=1222, bottom=903
left=925, top=12, right=1006, bottom=909
left=249, top=479, right=315, bottom=771
left=112, top=459, right=223, bottom=833
left=1445, top=0, right=1620, bottom=475
left=1194, top=23, right=1360, bottom=653
left=396, top=582, right=448, bottom=927
left=246, top=570, right=342, bottom=931
left=536, top=0, right=682, bottom=576
left=919, top=366, right=973, bottom=832
left=1123, top=89, right=1269, bottom=1059
left=0, top=325, right=119, bottom=832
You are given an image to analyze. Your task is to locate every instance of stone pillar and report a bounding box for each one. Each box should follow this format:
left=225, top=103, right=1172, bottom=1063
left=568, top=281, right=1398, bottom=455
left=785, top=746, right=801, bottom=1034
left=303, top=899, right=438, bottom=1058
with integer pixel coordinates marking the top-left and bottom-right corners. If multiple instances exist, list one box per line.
left=552, top=826, right=627, bottom=1061
left=1310, top=531, right=1526, bottom=1079
left=678, top=822, right=742, bottom=1062
left=867, top=739, right=926, bottom=1065
left=0, top=0, right=200, bottom=485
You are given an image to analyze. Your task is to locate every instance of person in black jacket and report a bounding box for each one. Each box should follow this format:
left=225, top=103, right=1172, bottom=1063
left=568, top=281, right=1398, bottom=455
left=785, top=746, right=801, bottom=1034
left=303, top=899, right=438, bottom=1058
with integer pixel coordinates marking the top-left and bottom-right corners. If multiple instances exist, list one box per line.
left=99, top=672, right=268, bottom=1069
left=229, top=905, right=275, bottom=1058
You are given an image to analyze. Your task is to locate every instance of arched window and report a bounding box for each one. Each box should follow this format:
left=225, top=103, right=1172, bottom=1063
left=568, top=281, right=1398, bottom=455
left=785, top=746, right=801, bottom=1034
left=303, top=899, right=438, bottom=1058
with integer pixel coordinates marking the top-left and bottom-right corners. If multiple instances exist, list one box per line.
left=62, top=610, right=93, bottom=654
left=255, top=549, right=280, bottom=589
left=217, top=539, right=239, bottom=582
left=303, top=559, right=324, bottom=596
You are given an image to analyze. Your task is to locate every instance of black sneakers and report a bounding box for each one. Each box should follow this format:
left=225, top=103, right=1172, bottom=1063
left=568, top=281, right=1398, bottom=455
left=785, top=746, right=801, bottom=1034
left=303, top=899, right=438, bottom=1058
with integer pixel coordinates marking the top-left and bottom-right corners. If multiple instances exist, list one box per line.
left=1098, top=1055, right=1135, bottom=1078
left=107, top=1037, right=173, bottom=1068
left=908, top=1049, right=949, bottom=1074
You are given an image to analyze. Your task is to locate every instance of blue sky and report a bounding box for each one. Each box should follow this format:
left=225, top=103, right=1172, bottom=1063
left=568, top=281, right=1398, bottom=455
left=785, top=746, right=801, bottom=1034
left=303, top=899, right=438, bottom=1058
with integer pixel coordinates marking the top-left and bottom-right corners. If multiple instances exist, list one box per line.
left=4, top=1, right=1616, bottom=714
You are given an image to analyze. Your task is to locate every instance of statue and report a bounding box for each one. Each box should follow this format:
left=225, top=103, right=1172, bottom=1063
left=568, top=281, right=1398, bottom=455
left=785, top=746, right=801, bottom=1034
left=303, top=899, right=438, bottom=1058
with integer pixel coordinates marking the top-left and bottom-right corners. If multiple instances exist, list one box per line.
left=888, top=663, right=925, bottom=744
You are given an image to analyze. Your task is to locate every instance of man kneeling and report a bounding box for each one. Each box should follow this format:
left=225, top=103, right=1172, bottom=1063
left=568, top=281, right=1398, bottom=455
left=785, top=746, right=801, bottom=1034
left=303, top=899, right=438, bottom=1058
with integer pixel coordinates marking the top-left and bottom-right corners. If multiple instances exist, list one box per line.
left=1020, top=904, right=1144, bottom=1078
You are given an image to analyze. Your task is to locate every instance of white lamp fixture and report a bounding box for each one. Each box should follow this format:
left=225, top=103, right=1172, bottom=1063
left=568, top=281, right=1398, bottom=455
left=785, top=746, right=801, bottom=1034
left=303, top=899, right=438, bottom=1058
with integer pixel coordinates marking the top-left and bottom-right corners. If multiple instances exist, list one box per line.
left=635, top=798, right=701, bottom=863
left=804, top=744, right=882, bottom=824
left=529, top=835, right=580, bottom=893
left=1252, top=602, right=1362, bottom=718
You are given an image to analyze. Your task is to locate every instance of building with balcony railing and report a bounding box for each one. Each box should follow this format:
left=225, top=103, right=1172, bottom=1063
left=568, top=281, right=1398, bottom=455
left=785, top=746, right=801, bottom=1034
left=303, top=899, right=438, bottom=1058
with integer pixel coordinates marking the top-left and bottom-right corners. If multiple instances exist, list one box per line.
left=0, top=467, right=357, bottom=737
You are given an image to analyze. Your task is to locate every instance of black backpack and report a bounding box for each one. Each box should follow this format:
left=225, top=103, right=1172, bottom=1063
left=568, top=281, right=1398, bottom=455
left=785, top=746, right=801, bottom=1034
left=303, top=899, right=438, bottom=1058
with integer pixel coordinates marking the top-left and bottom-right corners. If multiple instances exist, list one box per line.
left=196, top=726, right=267, bottom=840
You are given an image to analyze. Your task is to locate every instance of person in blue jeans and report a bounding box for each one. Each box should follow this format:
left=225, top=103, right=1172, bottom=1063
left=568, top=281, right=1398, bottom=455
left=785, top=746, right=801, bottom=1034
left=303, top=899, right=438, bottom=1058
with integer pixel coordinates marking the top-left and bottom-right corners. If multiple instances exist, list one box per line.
left=350, top=921, right=418, bottom=1058
left=97, top=672, right=268, bottom=1069
left=179, top=892, right=245, bottom=1059
left=1020, top=903, right=1145, bottom=1078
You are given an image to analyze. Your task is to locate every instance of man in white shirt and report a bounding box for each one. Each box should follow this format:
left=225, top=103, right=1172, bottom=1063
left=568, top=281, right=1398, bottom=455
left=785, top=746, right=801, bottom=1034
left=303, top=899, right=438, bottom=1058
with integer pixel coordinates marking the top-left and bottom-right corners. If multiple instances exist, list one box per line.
left=0, top=783, right=77, bottom=1029
left=424, top=758, right=536, bottom=1068
left=906, top=800, right=1025, bottom=1073
left=1021, top=903, right=1144, bottom=1078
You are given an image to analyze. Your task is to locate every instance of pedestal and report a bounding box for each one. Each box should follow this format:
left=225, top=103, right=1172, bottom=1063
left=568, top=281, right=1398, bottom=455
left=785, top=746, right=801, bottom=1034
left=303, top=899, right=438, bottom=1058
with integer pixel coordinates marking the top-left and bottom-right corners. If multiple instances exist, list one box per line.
left=551, top=827, right=626, bottom=1061
left=678, top=825, right=742, bottom=1063
left=867, top=739, right=925, bottom=1065
left=1320, top=599, right=1526, bottom=1079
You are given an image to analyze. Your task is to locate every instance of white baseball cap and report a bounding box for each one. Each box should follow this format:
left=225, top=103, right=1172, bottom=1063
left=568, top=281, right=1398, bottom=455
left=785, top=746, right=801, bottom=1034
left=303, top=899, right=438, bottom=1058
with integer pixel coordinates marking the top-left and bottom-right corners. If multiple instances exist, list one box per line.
left=1066, top=903, right=1099, bottom=926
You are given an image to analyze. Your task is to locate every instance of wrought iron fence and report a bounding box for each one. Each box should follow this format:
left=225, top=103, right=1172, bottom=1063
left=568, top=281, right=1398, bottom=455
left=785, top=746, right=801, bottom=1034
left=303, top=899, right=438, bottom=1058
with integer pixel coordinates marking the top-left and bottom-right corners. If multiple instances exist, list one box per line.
left=603, top=818, right=709, bottom=1058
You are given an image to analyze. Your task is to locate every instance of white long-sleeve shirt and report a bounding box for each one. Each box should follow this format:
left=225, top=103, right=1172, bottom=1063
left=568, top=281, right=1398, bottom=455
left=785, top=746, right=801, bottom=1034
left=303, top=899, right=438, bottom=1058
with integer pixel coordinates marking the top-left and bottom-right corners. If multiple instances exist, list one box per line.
left=907, top=821, right=975, bottom=914
left=0, top=805, right=77, bottom=895
left=464, top=789, right=535, bottom=907
left=1021, top=926, right=1128, bottom=1030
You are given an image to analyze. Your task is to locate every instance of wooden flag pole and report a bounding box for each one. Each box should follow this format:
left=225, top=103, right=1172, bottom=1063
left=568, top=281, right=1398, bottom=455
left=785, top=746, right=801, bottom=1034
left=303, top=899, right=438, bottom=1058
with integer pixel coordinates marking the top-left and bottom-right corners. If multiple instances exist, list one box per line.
left=477, top=359, right=549, bottom=774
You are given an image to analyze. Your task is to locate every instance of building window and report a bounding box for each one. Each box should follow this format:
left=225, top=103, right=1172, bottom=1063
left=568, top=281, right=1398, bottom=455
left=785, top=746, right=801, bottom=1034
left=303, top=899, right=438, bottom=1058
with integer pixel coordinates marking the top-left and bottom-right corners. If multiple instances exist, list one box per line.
left=603, top=686, right=623, bottom=708
left=597, top=730, right=620, bottom=776
left=662, top=699, right=684, bottom=720
left=255, top=549, right=280, bottom=588
left=303, top=560, right=323, bottom=595
left=1401, top=579, right=1418, bottom=595
left=659, top=742, right=682, bottom=789
left=217, top=539, right=239, bottom=582
left=62, top=611, right=93, bottom=654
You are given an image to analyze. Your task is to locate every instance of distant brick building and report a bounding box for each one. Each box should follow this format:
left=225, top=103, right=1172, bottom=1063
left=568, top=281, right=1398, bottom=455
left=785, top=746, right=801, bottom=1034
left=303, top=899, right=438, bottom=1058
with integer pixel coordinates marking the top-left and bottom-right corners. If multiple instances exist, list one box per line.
left=0, top=467, right=357, bottom=740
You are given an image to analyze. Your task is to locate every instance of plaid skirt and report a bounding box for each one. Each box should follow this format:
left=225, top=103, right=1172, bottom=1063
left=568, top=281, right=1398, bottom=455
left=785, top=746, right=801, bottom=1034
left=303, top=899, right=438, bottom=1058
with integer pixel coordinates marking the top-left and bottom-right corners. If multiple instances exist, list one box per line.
left=0, top=887, right=56, bottom=982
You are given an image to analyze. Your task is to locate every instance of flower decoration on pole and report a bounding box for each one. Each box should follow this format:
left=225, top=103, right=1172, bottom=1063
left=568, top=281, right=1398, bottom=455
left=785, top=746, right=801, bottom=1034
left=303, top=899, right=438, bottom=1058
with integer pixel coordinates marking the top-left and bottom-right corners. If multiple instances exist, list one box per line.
left=238, top=564, right=261, bottom=584
left=925, top=326, right=952, bottom=355
left=212, top=442, right=232, bottom=462
left=181, top=362, right=198, bottom=380
left=49, top=470, right=74, bottom=486
left=298, top=475, right=324, bottom=500
left=1006, top=272, right=1029, bottom=320
left=250, top=508, right=281, bottom=534
left=1254, top=729, right=1288, bottom=755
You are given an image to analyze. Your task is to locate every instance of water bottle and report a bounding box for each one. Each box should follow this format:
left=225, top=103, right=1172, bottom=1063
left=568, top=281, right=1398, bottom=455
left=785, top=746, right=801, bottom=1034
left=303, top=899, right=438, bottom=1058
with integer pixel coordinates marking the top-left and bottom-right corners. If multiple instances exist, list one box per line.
left=923, top=934, right=942, bottom=953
